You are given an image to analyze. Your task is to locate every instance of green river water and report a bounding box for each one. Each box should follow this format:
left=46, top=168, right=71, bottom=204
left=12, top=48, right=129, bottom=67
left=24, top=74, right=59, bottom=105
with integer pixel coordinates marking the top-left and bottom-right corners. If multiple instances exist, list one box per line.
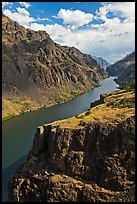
left=2, top=76, right=119, bottom=201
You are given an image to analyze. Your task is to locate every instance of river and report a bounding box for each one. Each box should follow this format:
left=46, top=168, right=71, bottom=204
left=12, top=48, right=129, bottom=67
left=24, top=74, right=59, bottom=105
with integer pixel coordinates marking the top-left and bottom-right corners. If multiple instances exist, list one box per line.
left=2, top=76, right=119, bottom=201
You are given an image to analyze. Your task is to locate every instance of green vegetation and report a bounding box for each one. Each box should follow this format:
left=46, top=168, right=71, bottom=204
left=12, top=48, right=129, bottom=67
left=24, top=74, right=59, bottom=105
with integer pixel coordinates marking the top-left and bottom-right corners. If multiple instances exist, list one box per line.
left=78, top=120, right=87, bottom=126
left=6, top=97, right=12, bottom=101
left=23, top=103, right=32, bottom=110
left=2, top=102, right=33, bottom=123
left=118, top=86, right=124, bottom=90
left=75, top=114, right=84, bottom=119
left=75, top=110, right=92, bottom=120
left=75, top=114, right=79, bottom=119
left=119, top=80, right=135, bottom=91
left=85, top=110, right=91, bottom=116
left=63, top=91, right=79, bottom=100
left=19, top=103, right=32, bottom=115
left=79, top=115, right=84, bottom=119
left=107, top=97, right=135, bottom=108
left=74, top=175, right=83, bottom=181
left=19, top=110, right=25, bottom=115
left=2, top=113, right=15, bottom=122
left=69, top=93, right=78, bottom=99
left=129, top=81, right=135, bottom=90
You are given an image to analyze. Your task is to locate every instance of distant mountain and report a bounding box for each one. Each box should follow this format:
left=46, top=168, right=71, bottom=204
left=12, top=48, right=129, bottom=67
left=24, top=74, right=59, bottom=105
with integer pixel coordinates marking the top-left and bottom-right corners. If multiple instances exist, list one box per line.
left=123, top=52, right=135, bottom=61
left=106, top=51, right=135, bottom=87
left=2, top=14, right=108, bottom=118
left=92, top=56, right=111, bottom=70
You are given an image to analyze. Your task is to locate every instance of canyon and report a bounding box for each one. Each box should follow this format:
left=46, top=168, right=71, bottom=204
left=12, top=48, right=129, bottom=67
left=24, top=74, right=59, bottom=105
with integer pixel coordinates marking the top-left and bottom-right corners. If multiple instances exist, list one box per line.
left=8, top=89, right=135, bottom=202
left=2, top=14, right=108, bottom=119
left=2, top=14, right=135, bottom=202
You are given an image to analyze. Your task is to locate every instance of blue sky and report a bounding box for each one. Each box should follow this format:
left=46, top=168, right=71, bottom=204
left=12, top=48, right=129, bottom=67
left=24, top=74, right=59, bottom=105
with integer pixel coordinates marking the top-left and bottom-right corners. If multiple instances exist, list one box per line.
left=2, top=2, right=135, bottom=63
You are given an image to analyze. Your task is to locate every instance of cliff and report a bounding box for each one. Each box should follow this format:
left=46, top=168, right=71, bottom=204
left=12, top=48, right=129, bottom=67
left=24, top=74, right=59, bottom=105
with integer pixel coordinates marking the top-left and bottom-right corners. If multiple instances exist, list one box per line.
left=8, top=89, right=135, bottom=202
left=2, top=14, right=108, bottom=119
left=106, top=51, right=135, bottom=87
left=90, top=94, right=105, bottom=108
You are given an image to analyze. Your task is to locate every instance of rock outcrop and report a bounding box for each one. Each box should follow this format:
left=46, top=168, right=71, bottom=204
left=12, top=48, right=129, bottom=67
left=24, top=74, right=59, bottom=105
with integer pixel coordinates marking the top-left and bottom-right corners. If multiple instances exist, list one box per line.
left=8, top=90, right=135, bottom=202
left=90, top=94, right=105, bottom=108
left=2, top=14, right=108, bottom=118
left=8, top=170, right=135, bottom=202
left=106, top=51, right=135, bottom=87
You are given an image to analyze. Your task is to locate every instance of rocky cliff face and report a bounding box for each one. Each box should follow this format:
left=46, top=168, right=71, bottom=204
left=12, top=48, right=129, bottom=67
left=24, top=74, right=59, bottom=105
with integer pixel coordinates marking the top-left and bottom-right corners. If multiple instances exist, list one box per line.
left=106, top=51, right=135, bottom=87
left=8, top=90, right=135, bottom=202
left=2, top=14, right=50, bottom=45
left=2, top=14, right=108, bottom=118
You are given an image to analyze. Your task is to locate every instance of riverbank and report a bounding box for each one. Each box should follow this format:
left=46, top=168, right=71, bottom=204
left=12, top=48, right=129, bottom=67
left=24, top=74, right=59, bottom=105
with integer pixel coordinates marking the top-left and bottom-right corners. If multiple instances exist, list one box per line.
left=2, top=76, right=119, bottom=201
left=2, top=83, right=101, bottom=122
left=8, top=88, right=135, bottom=202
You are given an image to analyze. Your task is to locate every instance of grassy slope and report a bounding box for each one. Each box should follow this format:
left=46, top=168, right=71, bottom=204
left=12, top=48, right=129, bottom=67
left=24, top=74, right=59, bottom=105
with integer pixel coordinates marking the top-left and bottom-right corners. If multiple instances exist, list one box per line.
left=2, top=90, right=85, bottom=121
left=2, top=97, right=41, bottom=121
left=45, top=89, right=135, bottom=129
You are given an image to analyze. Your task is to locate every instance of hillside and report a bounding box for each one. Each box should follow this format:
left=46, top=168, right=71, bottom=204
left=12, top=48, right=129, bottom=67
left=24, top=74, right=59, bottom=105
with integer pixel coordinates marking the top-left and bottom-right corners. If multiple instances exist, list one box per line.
left=92, top=56, right=111, bottom=70
left=8, top=89, right=135, bottom=202
left=106, top=52, right=135, bottom=87
left=2, top=14, right=108, bottom=119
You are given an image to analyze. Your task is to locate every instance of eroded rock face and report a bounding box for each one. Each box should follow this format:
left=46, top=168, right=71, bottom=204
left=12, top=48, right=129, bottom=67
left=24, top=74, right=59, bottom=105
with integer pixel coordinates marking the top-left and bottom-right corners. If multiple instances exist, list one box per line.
left=8, top=172, right=135, bottom=202
left=2, top=15, right=50, bottom=43
left=30, top=117, right=135, bottom=184
left=2, top=14, right=108, bottom=117
left=8, top=116, right=135, bottom=202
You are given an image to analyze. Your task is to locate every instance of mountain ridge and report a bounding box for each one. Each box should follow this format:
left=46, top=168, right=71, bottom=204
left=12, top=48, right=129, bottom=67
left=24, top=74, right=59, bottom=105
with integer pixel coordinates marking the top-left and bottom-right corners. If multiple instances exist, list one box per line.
left=2, top=14, right=108, bottom=119
left=91, top=55, right=111, bottom=70
left=106, top=51, right=135, bottom=87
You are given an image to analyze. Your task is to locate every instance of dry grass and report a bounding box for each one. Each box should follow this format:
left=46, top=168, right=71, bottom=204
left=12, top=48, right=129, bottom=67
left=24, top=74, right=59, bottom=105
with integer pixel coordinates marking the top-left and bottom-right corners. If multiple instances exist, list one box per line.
left=46, top=89, right=135, bottom=129
left=2, top=96, right=40, bottom=119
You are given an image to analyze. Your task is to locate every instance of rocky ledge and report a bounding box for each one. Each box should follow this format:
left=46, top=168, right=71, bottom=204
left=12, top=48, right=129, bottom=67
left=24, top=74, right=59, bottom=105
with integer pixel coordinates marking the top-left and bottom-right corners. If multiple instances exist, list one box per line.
left=8, top=90, right=135, bottom=202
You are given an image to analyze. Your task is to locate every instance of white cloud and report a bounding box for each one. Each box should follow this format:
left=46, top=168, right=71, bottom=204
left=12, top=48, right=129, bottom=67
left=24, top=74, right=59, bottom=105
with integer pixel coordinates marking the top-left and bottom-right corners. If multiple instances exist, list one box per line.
left=96, top=2, right=135, bottom=22
left=37, top=17, right=52, bottom=22
left=110, top=2, right=135, bottom=20
left=57, top=9, right=93, bottom=29
left=52, top=15, right=59, bottom=19
left=28, top=23, right=71, bottom=37
left=2, top=2, right=12, bottom=8
left=3, top=9, right=36, bottom=26
left=24, top=6, right=135, bottom=63
left=18, top=2, right=31, bottom=9
left=16, top=7, right=30, bottom=16
left=44, top=24, right=72, bottom=40
left=3, top=3, right=135, bottom=63
left=24, top=23, right=46, bottom=31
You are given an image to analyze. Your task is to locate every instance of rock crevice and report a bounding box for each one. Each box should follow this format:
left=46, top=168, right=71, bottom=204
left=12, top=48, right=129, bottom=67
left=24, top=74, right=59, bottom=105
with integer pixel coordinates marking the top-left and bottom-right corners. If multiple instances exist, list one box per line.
left=8, top=112, right=135, bottom=201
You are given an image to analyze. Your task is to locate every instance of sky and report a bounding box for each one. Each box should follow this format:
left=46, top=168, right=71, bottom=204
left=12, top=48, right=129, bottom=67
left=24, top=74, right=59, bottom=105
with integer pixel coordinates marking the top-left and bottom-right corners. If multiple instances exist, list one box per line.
left=2, top=2, right=135, bottom=64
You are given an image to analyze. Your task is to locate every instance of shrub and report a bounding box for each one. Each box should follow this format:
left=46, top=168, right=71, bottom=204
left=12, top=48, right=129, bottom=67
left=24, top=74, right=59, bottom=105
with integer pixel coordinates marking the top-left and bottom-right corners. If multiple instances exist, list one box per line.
left=107, top=98, right=134, bottom=108
left=75, top=114, right=79, bottom=119
left=129, top=81, right=135, bottom=90
left=85, top=111, right=91, bottom=116
left=78, top=120, right=86, bottom=126
left=74, top=175, right=83, bottom=181
left=78, top=115, right=84, bottom=119
left=2, top=113, right=15, bottom=122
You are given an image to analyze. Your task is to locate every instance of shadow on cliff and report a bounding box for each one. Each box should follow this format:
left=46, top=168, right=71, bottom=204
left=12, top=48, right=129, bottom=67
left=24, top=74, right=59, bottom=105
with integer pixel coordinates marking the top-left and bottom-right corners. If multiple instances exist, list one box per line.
left=2, top=155, right=27, bottom=202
